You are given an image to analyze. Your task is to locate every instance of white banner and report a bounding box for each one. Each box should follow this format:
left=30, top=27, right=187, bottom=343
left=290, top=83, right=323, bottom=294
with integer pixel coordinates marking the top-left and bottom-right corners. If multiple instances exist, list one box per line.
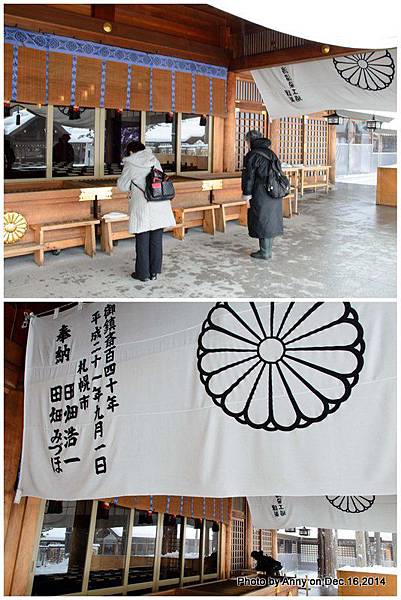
left=252, top=50, right=397, bottom=119
left=18, top=302, right=396, bottom=501
left=248, top=495, right=396, bottom=533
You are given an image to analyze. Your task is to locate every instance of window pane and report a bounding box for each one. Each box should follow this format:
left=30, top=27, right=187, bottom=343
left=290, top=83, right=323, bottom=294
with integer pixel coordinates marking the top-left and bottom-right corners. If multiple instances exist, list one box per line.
left=180, top=114, right=209, bottom=172
left=88, top=503, right=130, bottom=590
left=52, top=106, right=95, bottom=177
left=160, top=515, right=183, bottom=580
left=5, top=103, right=47, bottom=179
left=204, top=521, right=219, bottom=574
left=183, top=518, right=201, bottom=578
left=32, top=500, right=92, bottom=595
left=145, top=112, right=176, bottom=172
left=104, top=109, right=141, bottom=176
left=129, top=510, right=157, bottom=585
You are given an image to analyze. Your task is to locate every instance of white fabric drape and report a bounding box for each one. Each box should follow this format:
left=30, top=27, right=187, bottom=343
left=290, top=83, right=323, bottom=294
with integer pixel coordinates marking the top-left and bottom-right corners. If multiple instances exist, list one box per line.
left=17, top=302, right=396, bottom=501
left=248, top=495, right=396, bottom=533
left=252, top=49, right=397, bottom=119
left=207, top=1, right=400, bottom=49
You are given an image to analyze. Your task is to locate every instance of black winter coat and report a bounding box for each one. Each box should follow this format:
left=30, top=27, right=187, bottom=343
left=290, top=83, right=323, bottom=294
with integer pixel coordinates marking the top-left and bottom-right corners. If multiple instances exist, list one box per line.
left=242, top=138, right=284, bottom=239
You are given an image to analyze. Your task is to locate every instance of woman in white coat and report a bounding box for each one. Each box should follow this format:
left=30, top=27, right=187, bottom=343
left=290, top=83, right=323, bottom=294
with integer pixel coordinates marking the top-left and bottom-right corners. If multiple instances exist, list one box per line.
left=117, top=141, right=176, bottom=282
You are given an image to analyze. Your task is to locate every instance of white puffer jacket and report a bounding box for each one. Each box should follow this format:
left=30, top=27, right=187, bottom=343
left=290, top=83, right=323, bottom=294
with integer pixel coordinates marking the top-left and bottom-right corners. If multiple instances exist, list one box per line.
left=117, top=149, right=176, bottom=234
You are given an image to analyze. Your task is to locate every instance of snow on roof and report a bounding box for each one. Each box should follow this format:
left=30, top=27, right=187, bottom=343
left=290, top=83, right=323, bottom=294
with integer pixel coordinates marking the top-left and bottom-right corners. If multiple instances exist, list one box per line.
left=42, top=528, right=66, bottom=541
left=4, top=109, right=36, bottom=135
left=145, top=117, right=206, bottom=143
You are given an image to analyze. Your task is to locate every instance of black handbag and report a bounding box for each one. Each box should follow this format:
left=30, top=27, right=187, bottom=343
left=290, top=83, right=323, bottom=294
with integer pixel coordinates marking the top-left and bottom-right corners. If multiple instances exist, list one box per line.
left=131, top=167, right=175, bottom=202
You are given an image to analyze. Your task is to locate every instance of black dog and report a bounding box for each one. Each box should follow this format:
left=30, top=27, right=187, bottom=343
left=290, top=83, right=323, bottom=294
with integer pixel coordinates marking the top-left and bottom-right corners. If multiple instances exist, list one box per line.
left=251, top=550, right=282, bottom=578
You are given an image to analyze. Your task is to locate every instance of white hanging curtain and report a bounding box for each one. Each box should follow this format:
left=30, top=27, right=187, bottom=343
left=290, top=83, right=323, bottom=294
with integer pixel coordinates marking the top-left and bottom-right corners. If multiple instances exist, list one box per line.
left=17, top=302, right=396, bottom=502
left=251, top=49, right=397, bottom=119
left=247, top=495, right=397, bottom=533
left=207, top=0, right=400, bottom=49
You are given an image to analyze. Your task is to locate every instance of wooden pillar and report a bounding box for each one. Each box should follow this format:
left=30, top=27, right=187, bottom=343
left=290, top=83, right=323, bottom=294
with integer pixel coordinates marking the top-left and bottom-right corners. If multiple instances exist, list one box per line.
left=244, top=501, right=254, bottom=569
left=355, top=531, right=368, bottom=567
left=4, top=389, right=43, bottom=596
left=302, top=115, right=308, bottom=166
left=212, top=116, right=225, bottom=173
left=318, top=529, right=338, bottom=578
left=392, top=533, right=397, bottom=566
left=374, top=532, right=382, bottom=566
left=327, top=119, right=337, bottom=183
left=271, top=530, right=278, bottom=559
left=223, top=71, right=236, bottom=173
left=269, top=119, right=281, bottom=156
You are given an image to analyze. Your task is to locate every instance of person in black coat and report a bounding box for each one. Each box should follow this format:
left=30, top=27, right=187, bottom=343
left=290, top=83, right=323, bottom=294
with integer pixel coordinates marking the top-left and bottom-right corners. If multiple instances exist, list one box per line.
left=251, top=550, right=282, bottom=578
left=242, top=130, right=283, bottom=260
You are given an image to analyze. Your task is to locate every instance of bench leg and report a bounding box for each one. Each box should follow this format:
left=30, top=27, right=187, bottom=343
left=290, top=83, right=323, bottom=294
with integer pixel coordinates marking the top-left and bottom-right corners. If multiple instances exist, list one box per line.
left=172, top=210, right=185, bottom=240
left=215, top=206, right=226, bottom=233
left=107, top=223, right=114, bottom=254
left=84, top=225, right=96, bottom=257
left=203, top=209, right=215, bottom=235
left=239, top=203, right=248, bottom=226
left=33, top=228, right=44, bottom=266
left=172, top=225, right=185, bottom=240
left=100, top=220, right=106, bottom=252
left=34, top=247, right=44, bottom=267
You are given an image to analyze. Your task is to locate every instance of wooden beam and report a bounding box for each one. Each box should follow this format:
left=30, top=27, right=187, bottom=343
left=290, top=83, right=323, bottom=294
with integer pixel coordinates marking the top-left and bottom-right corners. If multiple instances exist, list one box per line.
left=230, top=43, right=367, bottom=72
left=91, top=5, right=116, bottom=23
left=223, top=72, right=237, bottom=172
left=4, top=4, right=229, bottom=66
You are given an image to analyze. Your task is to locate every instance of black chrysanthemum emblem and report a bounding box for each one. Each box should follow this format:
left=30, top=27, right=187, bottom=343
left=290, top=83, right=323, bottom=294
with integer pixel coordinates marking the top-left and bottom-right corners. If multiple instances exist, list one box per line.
left=326, top=495, right=375, bottom=513
left=197, top=302, right=365, bottom=432
left=333, top=51, right=395, bottom=91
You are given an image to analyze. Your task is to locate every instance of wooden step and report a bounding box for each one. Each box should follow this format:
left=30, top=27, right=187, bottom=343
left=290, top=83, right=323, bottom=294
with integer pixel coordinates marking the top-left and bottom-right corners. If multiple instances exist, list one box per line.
left=4, top=242, right=42, bottom=258
left=31, top=219, right=100, bottom=231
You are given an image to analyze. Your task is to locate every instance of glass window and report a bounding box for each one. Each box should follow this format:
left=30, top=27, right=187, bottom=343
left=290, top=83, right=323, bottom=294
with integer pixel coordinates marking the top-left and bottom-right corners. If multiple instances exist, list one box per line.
left=32, top=500, right=92, bottom=596
left=88, top=503, right=130, bottom=590
left=183, top=518, right=201, bottom=578
left=180, top=114, right=209, bottom=172
left=4, top=103, right=47, bottom=179
left=160, top=515, right=183, bottom=581
left=52, top=106, right=95, bottom=177
left=129, top=510, right=157, bottom=585
left=104, top=109, right=141, bottom=175
left=145, top=112, right=176, bottom=172
left=204, top=521, right=219, bottom=574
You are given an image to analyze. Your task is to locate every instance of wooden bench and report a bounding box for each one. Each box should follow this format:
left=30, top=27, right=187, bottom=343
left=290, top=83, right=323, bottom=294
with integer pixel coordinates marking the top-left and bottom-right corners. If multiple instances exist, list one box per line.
left=4, top=241, right=44, bottom=267
left=172, top=205, right=217, bottom=240
left=212, top=199, right=248, bottom=233
left=31, top=219, right=99, bottom=266
left=300, top=165, right=331, bottom=195
left=100, top=214, right=134, bottom=255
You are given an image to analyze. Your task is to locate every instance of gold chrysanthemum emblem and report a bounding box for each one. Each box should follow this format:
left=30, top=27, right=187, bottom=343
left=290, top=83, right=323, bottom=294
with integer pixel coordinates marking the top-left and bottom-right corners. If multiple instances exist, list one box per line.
left=4, top=212, right=28, bottom=244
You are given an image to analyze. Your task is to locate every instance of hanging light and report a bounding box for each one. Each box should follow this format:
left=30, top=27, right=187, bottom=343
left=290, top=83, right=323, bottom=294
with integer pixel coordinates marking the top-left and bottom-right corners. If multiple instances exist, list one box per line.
left=57, top=105, right=86, bottom=121
left=97, top=501, right=111, bottom=519
left=144, top=510, right=154, bottom=524
left=165, top=112, right=174, bottom=123
left=325, top=111, right=342, bottom=126
left=212, top=521, right=220, bottom=533
left=200, top=114, right=207, bottom=126
left=15, top=106, right=21, bottom=126
left=366, top=115, right=382, bottom=131
left=164, top=514, right=177, bottom=527
left=298, top=526, right=310, bottom=537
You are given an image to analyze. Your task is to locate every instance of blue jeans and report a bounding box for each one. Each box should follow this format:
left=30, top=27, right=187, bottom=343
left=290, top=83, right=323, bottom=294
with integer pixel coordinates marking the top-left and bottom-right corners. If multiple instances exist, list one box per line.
left=259, top=237, right=272, bottom=257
